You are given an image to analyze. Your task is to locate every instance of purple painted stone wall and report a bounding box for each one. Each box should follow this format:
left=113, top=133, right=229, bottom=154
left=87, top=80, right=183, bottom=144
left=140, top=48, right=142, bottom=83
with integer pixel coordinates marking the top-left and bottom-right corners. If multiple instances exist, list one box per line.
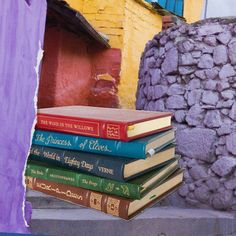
left=0, top=0, right=46, bottom=233
left=136, top=18, right=236, bottom=210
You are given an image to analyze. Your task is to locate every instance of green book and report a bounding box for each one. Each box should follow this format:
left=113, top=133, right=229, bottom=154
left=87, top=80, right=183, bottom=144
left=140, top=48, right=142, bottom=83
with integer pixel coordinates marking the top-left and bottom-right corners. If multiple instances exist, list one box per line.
left=26, top=157, right=179, bottom=199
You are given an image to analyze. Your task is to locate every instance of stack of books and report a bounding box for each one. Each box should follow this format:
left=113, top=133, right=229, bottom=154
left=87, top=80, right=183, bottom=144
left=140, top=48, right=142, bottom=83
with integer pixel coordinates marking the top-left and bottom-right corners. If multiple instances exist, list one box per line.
left=25, top=106, right=183, bottom=220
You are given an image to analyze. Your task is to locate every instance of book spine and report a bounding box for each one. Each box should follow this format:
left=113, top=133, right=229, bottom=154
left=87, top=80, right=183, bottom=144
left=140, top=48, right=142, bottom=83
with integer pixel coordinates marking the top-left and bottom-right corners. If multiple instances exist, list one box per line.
left=101, top=122, right=128, bottom=141
left=33, top=130, right=146, bottom=159
left=26, top=163, right=141, bottom=199
left=26, top=163, right=78, bottom=187
left=29, top=145, right=125, bottom=181
left=37, top=115, right=128, bottom=141
left=26, top=176, right=131, bottom=219
left=101, top=178, right=141, bottom=199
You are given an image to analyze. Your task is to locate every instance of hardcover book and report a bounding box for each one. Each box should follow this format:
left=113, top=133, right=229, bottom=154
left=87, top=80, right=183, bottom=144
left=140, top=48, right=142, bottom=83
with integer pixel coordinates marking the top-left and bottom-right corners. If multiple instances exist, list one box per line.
left=26, top=158, right=179, bottom=199
left=36, top=105, right=172, bottom=141
left=32, top=129, right=175, bottom=159
left=29, top=144, right=176, bottom=181
left=25, top=169, right=183, bottom=220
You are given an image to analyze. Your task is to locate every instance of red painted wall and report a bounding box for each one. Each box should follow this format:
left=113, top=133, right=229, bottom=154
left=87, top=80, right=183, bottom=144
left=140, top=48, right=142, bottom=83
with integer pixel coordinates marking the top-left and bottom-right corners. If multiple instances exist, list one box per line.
left=38, top=25, right=122, bottom=108
left=38, top=26, right=92, bottom=108
left=38, top=27, right=60, bottom=108
left=91, top=47, right=121, bottom=82
left=89, top=47, right=121, bottom=108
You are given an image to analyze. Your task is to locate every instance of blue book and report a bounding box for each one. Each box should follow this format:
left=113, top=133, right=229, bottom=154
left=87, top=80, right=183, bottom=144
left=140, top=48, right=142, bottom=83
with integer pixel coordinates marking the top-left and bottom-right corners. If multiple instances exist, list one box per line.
left=29, top=144, right=176, bottom=181
left=32, top=129, right=174, bottom=159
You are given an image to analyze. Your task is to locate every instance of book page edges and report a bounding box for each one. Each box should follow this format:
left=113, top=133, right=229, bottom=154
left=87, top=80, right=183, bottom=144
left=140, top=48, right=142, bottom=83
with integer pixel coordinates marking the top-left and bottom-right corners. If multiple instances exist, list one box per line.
left=128, top=170, right=184, bottom=216
left=127, top=117, right=171, bottom=138
left=124, top=147, right=175, bottom=178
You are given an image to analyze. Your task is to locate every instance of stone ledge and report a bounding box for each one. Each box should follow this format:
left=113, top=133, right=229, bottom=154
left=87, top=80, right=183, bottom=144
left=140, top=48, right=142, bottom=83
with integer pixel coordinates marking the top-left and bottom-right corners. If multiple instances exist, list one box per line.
left=30, top=207, right=236, bottom=236
left=27, top=190, right=236, bottom=235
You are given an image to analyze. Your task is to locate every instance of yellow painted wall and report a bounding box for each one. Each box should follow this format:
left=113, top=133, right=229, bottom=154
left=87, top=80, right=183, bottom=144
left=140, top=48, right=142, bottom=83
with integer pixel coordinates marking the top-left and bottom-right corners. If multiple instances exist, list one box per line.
left=82, top=0, right=125, bottom=48
left=65, top=0, right=83, bottom=11
left=184, top=0, right=204, bottom=23
left=65, top=0, right=125, bottom=48
left=119, top=0, right=162, bottom=108
left=64, top=0, right=204, bottom=109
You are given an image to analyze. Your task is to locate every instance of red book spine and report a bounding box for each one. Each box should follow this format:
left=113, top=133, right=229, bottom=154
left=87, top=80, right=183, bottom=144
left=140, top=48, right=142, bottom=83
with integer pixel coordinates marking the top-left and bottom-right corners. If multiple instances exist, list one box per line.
left=36, top=114, right=129, bottom=141
left=26, top=176, right=131, bottom=220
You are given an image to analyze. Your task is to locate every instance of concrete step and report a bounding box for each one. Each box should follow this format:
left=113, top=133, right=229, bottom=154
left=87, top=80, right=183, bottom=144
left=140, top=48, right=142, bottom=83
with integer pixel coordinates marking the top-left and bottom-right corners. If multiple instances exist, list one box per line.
left=27, top=190, right=236, bottom=236
left=30, top=207, right=236, bottom=236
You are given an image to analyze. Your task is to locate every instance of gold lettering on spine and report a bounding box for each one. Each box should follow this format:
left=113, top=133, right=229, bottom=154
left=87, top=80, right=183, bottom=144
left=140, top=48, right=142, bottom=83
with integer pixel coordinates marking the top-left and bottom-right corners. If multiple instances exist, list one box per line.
left=106, top=197, right=120, bottom=216
left=25, top=176, right=34, bottom=189
left=34, top=182, right=83, bottom=201
left=121, top=185, right=130, bottom=196
left=66, top=190, right=83, bottom=201
left=40, top=116, right=100, bottom=136
left=105, top=183, right=115, bottom=192
left=45, top=135, right=72, bottom=147
left=90, top=193, right=102, bottom=210
left=40, top=119, right=48, bottom=125
left=106, top=124, right=120, bottom=139
left=30, top=147, right=41, bottom=156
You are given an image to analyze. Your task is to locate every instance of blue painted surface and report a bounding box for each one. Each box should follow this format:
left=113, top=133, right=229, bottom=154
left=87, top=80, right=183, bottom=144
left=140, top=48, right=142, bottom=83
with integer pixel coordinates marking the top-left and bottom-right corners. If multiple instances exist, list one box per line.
left=175, top=0, right=184, bottom=16
left=145, top=0, right=184, bottom=16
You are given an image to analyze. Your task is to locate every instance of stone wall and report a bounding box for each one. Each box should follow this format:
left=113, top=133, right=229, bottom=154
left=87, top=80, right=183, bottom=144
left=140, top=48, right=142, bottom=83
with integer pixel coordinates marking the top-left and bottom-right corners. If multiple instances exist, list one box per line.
left=136, top=18, right=236, bottom=210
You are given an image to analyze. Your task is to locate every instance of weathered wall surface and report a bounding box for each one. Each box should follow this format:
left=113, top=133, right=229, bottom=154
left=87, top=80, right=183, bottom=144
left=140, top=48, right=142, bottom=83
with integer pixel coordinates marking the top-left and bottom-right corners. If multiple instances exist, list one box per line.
left=0, top=0, right=46, bottom=232
left=119, top=0, right=204, bottom=108
left=119, top=0, right=162, bottom=108
left=39, top=27, right=93, bottom=107
left=65, top=0, right=125, bottom=48
left=64, top=0, right=161, bottom=109
left=89, top=47, right=122, bottom=108
left=136, top=18, right=236, bottom=210
left=117, top=0, right=168, bottom=109
left=65, top=0, right=204, bottom=109
left=38, top=26, right=121, bottom=108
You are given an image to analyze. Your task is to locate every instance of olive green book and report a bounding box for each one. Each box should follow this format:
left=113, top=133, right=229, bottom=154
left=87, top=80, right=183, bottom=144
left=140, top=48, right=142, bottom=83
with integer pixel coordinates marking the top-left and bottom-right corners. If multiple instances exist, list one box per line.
left=25, top=157, right=179, bottom=199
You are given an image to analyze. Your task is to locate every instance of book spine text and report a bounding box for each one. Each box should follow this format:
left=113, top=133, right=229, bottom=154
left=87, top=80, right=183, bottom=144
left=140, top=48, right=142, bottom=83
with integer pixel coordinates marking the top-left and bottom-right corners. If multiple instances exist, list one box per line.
left=26, top=176, right=130, bottom=219
left=29, top=145, right=125, bottom=181
left=26, top=163, right=141, bottom=199
left=33, top=130, right=146, bottom=159
left=37, top=115, right=128, bottom=141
